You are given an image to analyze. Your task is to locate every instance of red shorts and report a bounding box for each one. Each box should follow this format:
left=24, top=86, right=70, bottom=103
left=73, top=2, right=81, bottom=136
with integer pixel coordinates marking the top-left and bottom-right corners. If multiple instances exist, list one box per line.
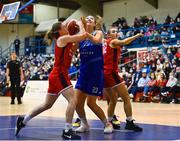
left=104, top=71, right=124, bottom=88
left=48, top=68, right=72, bottom=95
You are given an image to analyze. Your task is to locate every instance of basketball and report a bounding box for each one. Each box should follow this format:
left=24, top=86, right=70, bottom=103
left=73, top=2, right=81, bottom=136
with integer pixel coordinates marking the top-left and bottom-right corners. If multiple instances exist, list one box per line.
left=67, top=20, right=80, bottom=35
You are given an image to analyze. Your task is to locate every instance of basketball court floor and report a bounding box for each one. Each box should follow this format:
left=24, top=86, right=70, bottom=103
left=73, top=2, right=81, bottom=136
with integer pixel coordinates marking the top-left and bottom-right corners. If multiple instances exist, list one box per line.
left=0, top=93, right=180, bottom=140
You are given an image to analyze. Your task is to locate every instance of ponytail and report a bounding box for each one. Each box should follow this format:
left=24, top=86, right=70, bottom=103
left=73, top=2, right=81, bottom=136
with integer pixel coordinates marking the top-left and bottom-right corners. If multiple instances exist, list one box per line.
left=44, top=22, right=62, bottom=46
left=95, top=15, right=103, bottom=30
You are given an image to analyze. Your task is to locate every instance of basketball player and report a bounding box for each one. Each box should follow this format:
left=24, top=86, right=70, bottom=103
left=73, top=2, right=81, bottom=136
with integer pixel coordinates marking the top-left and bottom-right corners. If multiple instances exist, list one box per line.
left=75, top=15, right=113, bottom=134
left=103, top=27, right=143, bottom=131
left=15, top=21, right=87, bottom=140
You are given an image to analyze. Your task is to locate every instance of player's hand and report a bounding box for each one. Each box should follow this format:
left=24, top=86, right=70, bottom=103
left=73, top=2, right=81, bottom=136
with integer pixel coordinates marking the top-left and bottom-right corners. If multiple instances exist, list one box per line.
left=82, top=32, right=88, bottom=39
left=137, top=33, right=144, bottom=37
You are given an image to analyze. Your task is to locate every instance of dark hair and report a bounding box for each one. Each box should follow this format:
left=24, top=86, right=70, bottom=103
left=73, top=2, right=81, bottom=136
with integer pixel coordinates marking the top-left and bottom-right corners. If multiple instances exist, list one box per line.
left=44, top=22, right=62, bottom=45
left=150, top=72, right=156, bottom=79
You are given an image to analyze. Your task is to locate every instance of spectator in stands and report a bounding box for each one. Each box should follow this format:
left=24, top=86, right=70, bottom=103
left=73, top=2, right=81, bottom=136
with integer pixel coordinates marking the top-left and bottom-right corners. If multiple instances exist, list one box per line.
left=162, top=72, right=177, bottom=96
left=143, top=72, right=157, bottom=97
left=156, top=73, right=167, bottom=96
left=155, top=61, right=163, bottom=80
left=128, top=65, right=142, bottom=98
left=6, top=52, right=24, bottom=104
left=171, top=68, right=180, bottom=103
left=172, top=59, right=177, bottom=70
left=137, top=69, right=151, bottom=96
left=163, top=59, right=172, bottom=79
left=0, top=69, right=6, bottom=95
left=151, top=62, right=157, bottom=72
left=13, top=36, right=21, bottom=56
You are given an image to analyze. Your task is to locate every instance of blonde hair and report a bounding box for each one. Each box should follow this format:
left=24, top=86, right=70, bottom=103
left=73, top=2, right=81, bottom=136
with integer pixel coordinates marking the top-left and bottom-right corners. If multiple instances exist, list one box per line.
left=81, top=15, right=103, bottom=30
left=95, top=15, right=103, bottom=30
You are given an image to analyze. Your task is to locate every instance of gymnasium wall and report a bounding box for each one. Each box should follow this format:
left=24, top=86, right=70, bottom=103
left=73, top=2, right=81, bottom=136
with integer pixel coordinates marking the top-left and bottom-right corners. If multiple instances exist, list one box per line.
left=0, top=4, right=74, bottom=51
left=34, top=4, right=74, bottom=24
left=65, top=5, right=98, bottom=23
left=0, top=24, right=35, bottom=51
left=103, top=0, right=180, bottom=26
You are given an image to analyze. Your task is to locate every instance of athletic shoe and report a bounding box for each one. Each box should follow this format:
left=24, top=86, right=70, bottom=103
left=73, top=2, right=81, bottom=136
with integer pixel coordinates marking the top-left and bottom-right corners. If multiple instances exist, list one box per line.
left=110, top=115, right=120, bottom=129
left=11, top=100, right=15, bottom=104
left=125, top=120, right=143, bottom=132
left=62, top=129, right=81, bottom=140
left=15, top=116, right=25, bottom=136
left=72, top=118, right=81, bottom=127
left=170, top=99, right=175, bottom=104
left=129, top=94, right=134, bottom=99
left=18, top=101, right=22, bottom=104
left=75, top=124, right=89, bottom=133
left=104, top=122, right=113, bottom=134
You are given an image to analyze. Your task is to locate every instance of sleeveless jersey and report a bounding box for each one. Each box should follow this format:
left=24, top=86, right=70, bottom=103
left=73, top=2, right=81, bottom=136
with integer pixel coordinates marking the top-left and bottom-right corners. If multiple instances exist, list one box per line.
left=79, top=39, right=104, bottom=71
left=103, top=39, right=121, bottom=73
left=53, top=42, right=73, bottom=72
left=75, top=38, right=104, bottom=96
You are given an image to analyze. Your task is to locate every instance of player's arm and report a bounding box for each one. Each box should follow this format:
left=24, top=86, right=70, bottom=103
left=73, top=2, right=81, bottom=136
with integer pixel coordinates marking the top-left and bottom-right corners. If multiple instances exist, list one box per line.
left=110, top=33, right=143, bottom=48
left=6, top=64, right=10, bottom=84
left=57, top=33, right=87, bottom=48
left=86, top=30, right=103, bottom=44
left=20, top=67, right=24, bottom=81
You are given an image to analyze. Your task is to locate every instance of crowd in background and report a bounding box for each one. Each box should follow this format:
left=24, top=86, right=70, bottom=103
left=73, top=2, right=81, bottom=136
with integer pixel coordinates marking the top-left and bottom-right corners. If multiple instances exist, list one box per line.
left=120, top=44, right=179, bottom=103
left=112, top=13, right=180, bottom=47
left=0, top=14, right=179, bottom=103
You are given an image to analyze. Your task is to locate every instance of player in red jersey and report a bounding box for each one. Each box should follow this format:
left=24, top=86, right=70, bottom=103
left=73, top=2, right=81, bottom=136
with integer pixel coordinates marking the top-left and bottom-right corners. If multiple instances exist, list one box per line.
left=15, top=21, right=87, bottom=140
left=103, top=27, right=143, bottom=131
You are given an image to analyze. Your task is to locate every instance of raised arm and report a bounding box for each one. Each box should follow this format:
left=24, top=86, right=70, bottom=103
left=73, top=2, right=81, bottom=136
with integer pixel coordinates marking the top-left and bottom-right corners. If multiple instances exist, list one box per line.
left=86, top=30, right=103, bottom=44
left=110, top=33, right=143, bottom=48
left=57, top=33, right=87, bottom=48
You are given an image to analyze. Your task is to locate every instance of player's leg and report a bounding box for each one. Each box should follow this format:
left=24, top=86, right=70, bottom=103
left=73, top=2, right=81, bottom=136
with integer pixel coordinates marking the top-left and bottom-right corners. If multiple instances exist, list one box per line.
left=104, top=88, right=120, bottom=129
left=86, top=95, right=113, bottom=133
left=61, top=86, right=81, bottom=140
left=62, top=86, right=76, bottom=127
left=75, top=89, right=89, bottom=132
left=16, top=94, right=59, bottom=136
left=113, top=83, right=143, bottom=132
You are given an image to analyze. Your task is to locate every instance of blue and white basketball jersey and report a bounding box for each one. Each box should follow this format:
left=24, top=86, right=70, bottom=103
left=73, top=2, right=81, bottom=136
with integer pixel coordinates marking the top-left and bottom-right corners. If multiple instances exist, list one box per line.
left=75, top=36, right=104, bottom=96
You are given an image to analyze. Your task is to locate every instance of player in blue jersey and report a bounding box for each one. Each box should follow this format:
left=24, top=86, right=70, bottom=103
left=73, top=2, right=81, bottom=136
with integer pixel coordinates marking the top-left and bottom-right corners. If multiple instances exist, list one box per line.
left=75, top=15, right=113, bottom=134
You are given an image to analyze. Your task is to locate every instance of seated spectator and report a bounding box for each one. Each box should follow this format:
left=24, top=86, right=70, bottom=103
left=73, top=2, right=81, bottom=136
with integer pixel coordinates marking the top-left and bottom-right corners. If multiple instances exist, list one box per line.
left=128, top=65, right=142, bottom=98
left=170, top=69, right=180, bottom=103
left=136, top=69, right=151, bottom=95
left=144, top=72, right=157, bottom=97
left=162, top=72, right=177, bottom=96
left=163, top=59, right=172, bottom=79
left=156, top=73, right=167, bottom=96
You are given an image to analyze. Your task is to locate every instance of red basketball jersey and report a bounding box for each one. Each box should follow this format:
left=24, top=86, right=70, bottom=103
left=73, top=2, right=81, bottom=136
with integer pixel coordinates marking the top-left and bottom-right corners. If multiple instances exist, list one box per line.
left=103, top=39, right=121, bottom=73
left=54, top=42, right=73, bottom=72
